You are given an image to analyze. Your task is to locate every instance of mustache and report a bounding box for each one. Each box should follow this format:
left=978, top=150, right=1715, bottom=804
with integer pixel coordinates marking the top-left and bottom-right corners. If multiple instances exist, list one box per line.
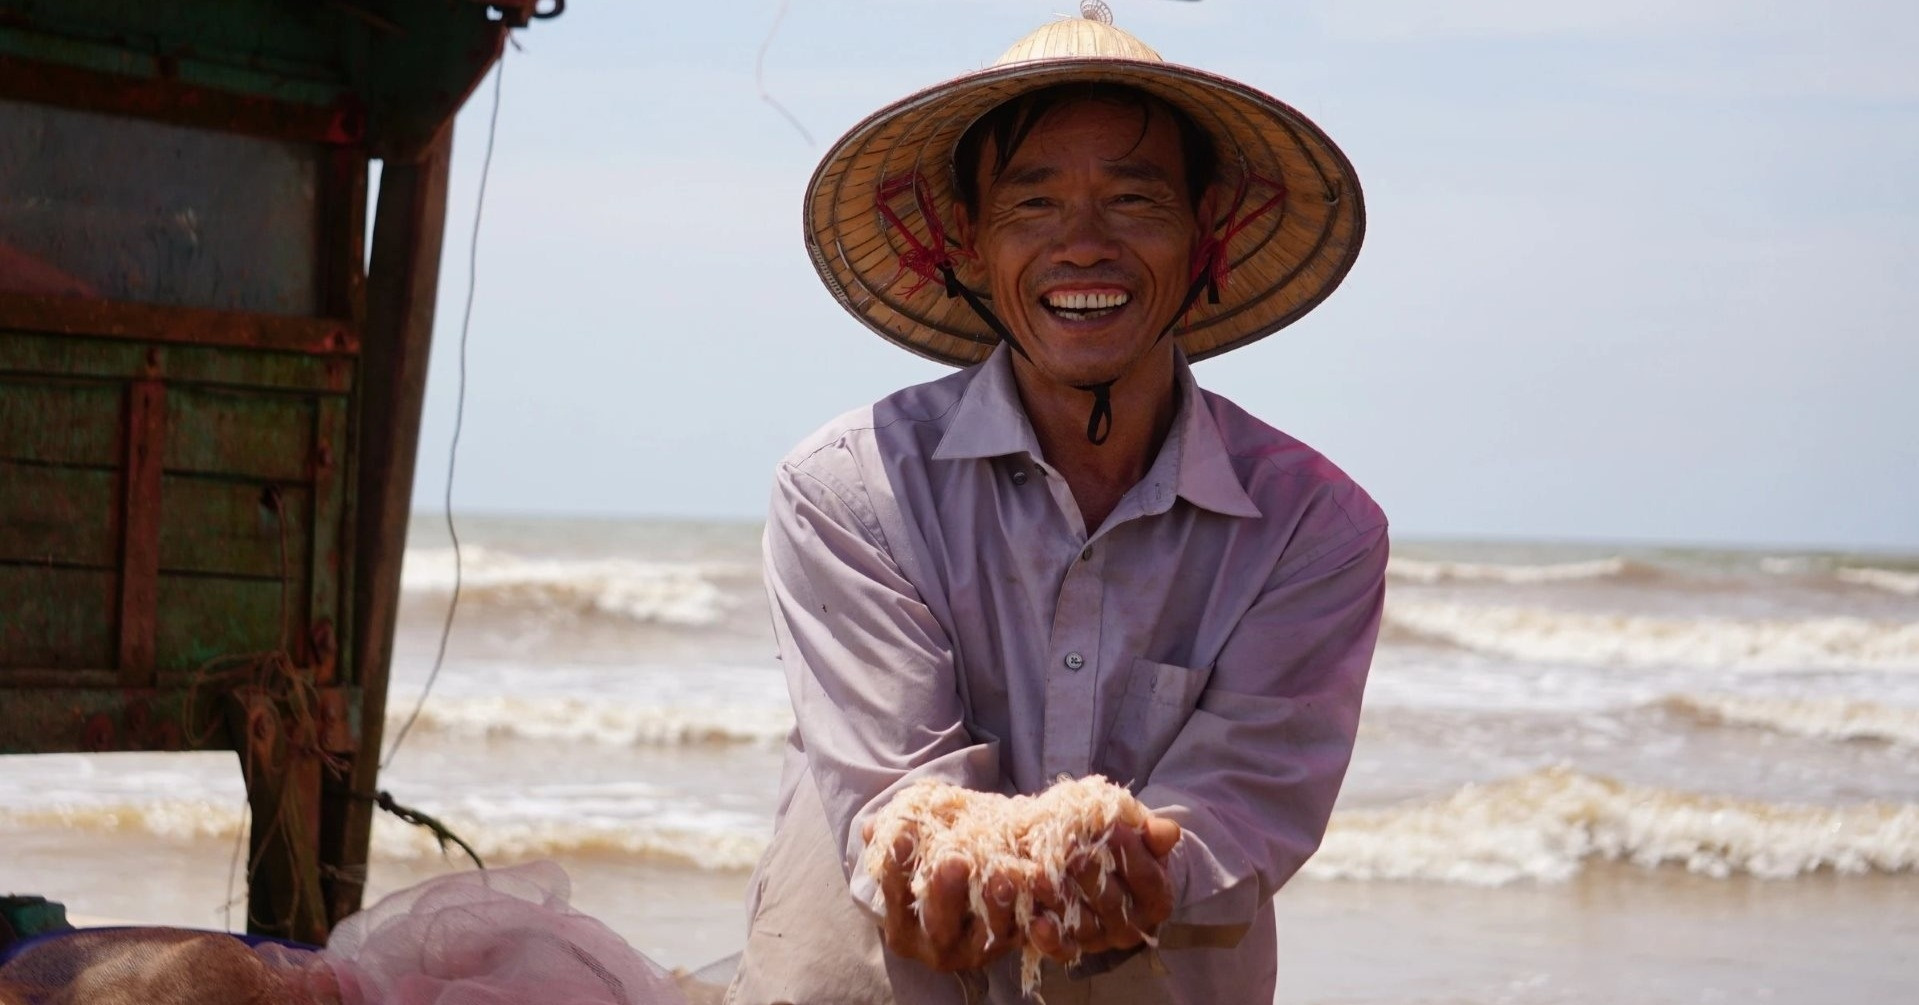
left=1028, top=267, right=1137, bottom=293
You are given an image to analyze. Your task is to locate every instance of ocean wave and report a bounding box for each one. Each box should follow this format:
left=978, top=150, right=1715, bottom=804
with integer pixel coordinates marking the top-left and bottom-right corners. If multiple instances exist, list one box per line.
left=1306, top=767, right=1919, bottom=884
left=12, top=770, right=1916, bottom=883
left=1662, top=693, right=1919, bottom=747
left=390, top=696, right=793, bottom=747
left=1386, top=601, right=1919, bottom=671
left=1836, top=566, right=1919, bottom=596
left=400, top=546, right=737, bottom=627
left=0, top=802, right=767, bottom=873
left=1388, top=556, right=1635, bottom=585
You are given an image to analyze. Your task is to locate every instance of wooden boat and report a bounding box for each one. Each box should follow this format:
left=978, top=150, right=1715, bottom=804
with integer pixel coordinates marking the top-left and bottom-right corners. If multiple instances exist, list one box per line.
left=0, top=0, right=561, bottom=947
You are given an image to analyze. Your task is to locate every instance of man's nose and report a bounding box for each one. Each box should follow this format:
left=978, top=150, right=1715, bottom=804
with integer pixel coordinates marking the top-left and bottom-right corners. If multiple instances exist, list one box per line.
left=1048, top=204, right=1121, bottom=267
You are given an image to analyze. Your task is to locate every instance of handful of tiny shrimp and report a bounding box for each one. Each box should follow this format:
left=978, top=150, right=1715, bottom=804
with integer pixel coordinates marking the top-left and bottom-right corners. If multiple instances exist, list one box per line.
left=861, top=775, right=1157, bottom=998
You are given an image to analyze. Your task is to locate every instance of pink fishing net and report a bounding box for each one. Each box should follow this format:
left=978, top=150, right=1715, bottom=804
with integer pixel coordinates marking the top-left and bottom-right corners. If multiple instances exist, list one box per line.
left=0, top=862, right=689, bottom=1005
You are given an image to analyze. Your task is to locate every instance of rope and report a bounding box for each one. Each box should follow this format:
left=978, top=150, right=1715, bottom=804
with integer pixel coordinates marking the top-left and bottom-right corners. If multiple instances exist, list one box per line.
left=756, top=0, right=814, bottom=145
left=366, top=790, right=487, bottom=870
left=383, top=40, right=509, bottom=769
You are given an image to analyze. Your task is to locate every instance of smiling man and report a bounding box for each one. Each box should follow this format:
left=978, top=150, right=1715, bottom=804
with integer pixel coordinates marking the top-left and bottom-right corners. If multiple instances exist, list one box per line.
left=729, top=7, right=1386, bottom=1005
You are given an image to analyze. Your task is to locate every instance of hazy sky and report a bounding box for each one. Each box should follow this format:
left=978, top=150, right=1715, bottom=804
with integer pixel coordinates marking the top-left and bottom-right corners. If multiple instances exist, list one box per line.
left=403, top=0, right=1918, bottom=551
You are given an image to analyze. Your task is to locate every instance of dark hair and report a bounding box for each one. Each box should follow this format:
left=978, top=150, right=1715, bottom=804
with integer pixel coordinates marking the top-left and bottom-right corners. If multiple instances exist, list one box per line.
left=952, top=82, right=1219, bottom=216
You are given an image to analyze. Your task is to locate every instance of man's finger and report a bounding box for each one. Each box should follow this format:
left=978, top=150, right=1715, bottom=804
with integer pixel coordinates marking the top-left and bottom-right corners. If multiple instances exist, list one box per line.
left=1029, top=913, right=1065, bottom=960
left=876, top=839, right=926, bottom=962
left=982, top=868, right=1020, bottom=950
left=920, top=857, right=972, bottom=955
left=1119, top=824, right=1175, bottom=930
left=1142, top=815, right=1182, bottom=859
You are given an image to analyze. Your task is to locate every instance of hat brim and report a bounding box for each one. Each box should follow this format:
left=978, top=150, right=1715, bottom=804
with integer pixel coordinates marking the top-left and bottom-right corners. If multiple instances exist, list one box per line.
left=804, top=57, right=1365, bottom=367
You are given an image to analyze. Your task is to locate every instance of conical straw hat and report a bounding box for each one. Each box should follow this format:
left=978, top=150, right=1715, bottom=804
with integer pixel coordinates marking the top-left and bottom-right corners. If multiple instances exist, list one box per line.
left=804, top=2, right=1365, bottom=367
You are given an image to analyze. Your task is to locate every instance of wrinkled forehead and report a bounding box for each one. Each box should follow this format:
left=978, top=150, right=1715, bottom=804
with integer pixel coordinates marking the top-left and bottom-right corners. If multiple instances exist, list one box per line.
left=957, top=83, right=1216, bottom=210
left=986, top=95, right=1179, bottom=163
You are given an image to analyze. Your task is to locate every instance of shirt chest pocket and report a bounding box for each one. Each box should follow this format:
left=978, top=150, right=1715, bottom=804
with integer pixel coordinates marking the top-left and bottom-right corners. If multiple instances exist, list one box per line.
left=1101, top=658, right=1211, bottom=785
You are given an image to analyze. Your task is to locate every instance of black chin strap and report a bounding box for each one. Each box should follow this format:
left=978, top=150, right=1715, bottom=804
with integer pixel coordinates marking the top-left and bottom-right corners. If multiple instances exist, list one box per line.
left=936, top=264, right=1215, bottom=446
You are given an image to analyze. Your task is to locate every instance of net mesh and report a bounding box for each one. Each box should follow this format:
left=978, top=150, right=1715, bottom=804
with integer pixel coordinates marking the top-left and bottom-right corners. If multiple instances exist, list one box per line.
left=0, top=862, right=687, bottom=1005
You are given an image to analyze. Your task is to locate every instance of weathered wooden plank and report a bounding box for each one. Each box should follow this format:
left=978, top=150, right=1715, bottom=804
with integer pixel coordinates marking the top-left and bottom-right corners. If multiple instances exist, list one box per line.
left=0, top=685, right=228, bottom=754
left=0, top=330, right=148, bottom=380
left=117, top=379, right=165, bottom=686
left=0, top=565, right=116, bottom=669
left=0, top=330, right=354, bottom=395
left=0, top=377, right=123, bottom=466
left=154, top=574, right=307, bottom=672
left=0, top=461, right=118, bottom=566
left=0, top=685, right=361, bottom=755
left=164, top=348, right=356, bottom=397
left=330, top=129, right=452, bottom=925
left=163, top=386, right=315, bottom=482
left=0, top=293, right=358, bottom=355
left=308, top=397, right=348, bottom=684
left=158, top=476, right=312, bottom=579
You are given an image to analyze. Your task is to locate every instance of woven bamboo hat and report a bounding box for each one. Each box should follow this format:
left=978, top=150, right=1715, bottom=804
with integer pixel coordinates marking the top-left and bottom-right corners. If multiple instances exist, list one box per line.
left=803, top=1, right=1364, bottom=367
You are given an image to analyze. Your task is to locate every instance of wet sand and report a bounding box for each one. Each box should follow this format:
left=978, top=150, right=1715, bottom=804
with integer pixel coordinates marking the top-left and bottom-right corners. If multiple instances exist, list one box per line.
left=9, top=829, right=1915, bottom=1004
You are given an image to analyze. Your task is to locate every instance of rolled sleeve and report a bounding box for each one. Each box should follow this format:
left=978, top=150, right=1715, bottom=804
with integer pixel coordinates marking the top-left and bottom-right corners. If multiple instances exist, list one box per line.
left=1136, top=520, right=1388, bottom=928
left=764, top=455, right=1003, bottom=911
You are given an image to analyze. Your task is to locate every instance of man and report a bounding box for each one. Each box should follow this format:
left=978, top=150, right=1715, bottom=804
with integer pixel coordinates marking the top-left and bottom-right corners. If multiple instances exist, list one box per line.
left=729, top=6, right=1385, bottom=1004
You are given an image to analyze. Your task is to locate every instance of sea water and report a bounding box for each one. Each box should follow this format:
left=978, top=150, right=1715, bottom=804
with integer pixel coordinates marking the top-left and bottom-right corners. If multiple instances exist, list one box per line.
left=3, top=516, right=1916, bottom=1003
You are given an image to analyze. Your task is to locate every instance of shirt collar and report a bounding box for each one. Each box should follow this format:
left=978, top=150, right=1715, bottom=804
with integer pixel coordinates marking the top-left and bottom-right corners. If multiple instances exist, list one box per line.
left=931, top=345, right=1044, bottom=463
left=1166, top=353, right=1264, bottom=519
left=931, top=345, right=1263, bottom=520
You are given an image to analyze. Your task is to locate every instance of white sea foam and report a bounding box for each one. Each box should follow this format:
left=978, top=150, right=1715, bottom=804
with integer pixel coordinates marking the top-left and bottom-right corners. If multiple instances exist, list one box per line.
left=1386, top=601, right=1919, bottom=671
left=1836, top=566, right=1919, bottom=596
left=1387, top=557, right=1632, bottom=585
left=11, top=769, right=1915, bottom=882
left=390, top=696, right=793, bottom=747
left=400, top=546, right=735, bottom=627
left=1307, top=767, right=1919, bottom=884
left=0, top=801, right=768, bottom=872
left=1663, top=693, right=1919, bottom=747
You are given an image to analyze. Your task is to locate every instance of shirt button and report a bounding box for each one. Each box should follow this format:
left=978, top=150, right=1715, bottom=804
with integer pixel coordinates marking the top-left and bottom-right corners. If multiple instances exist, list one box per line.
left=1064, top=652, right=1085, bottom=671
left=1080, top=547, right=1092, bottom=561
left=1011, top=469, right=1028, bottom=486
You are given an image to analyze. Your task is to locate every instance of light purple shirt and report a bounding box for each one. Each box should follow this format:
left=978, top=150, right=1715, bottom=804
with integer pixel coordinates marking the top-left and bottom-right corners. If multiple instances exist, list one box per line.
left=737, top=346, right=1387, bottom=1004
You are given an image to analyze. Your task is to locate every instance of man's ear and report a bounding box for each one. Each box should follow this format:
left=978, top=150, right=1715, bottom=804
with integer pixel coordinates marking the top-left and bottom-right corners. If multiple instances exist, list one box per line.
left=1192, top=179, right=1224, bottom=252
left=953, top=199, right=977, bottom=253
left=951, top=200, right=987, bottom=287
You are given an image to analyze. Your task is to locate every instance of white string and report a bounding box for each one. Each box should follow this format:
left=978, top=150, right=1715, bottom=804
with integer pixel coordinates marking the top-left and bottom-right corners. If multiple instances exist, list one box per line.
left=383, top=43, right=509, bottom=770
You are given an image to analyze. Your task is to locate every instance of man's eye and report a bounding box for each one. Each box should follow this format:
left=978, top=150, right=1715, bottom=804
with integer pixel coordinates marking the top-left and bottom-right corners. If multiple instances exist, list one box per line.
left=1016, top=197, right=1052, bottom=209
left=1112, top=193, right=1152, bottom=205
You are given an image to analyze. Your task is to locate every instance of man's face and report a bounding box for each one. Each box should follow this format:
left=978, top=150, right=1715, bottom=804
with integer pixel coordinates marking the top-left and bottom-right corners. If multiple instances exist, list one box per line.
left=959, top=98, right=1208, bottom=391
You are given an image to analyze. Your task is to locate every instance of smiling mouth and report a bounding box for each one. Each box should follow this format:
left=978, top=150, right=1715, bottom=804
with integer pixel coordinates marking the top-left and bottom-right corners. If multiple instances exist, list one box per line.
left=1041, top=290, right=1131, bottom=322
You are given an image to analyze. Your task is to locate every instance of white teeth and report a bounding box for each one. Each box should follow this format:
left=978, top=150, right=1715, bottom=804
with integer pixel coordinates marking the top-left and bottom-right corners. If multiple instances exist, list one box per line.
left=1044, top=291, right=1129, bottom=311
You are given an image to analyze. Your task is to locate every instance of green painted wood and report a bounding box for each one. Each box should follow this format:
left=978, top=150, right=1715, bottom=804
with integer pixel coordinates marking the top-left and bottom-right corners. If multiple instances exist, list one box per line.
left=158, top=477, right=312, bottom=580
left=0, top=685, right=362, bottom=755
left=162, top=347, right=353, bottom=396
left=163, top=386, right=315, bottom=482
left=154, top=574, right=306, bottom=672
left=0, top=378, right=121, bottom=466
left=0, top=565, right=116, bottom=669
left=309, top=397, right=349, bottom=681
left=0, top=687, right=231, bottom=754
left=0, top=330, right=150, bottom=380
left=1, top=330, right=353, bottom=394
left=0, top=462, right=117, bottom=567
